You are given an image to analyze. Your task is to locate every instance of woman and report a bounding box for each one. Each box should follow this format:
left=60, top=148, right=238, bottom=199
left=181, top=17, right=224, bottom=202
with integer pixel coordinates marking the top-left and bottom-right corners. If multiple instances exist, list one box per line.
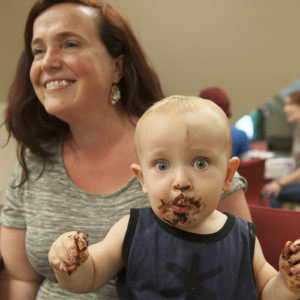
left=0, top=0, right=250, bottom=299
left=262, top=91, right=300, bottom=208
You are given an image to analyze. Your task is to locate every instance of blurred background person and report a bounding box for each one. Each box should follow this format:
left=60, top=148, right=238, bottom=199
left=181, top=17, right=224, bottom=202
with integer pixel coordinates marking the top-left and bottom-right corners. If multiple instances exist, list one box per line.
left=200, top=87, right=250, bottom=158
left=262, top=91, right=300, bottom=208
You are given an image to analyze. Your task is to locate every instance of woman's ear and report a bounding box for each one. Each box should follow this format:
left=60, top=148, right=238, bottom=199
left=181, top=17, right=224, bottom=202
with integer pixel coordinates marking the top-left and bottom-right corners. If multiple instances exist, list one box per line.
left=131, top=163, right=148, bottom=194
left=223, top=157, right=240, bottom=192
left=113, top=54, right=124, bottom=83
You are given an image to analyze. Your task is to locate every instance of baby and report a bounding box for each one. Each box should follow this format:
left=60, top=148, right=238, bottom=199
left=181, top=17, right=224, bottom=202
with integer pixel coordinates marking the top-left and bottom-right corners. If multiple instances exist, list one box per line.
left=49, top=96, right=300, bottom=299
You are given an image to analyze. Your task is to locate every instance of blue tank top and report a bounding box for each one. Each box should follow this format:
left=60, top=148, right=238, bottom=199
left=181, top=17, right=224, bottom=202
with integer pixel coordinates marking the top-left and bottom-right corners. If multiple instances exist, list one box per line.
left=116, top=207, right=257, bottom=300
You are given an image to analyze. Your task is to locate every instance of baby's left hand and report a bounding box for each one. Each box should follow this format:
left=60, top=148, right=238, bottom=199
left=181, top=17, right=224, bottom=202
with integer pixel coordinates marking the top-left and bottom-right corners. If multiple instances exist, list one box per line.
left=279, top=239, right=300, bottom=292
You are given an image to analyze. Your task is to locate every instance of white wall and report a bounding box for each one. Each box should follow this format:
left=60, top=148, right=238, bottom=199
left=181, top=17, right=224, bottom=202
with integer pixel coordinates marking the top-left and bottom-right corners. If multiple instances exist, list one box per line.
left=0, top=103, right=16, bottom=204
left=111, top=0, right=300, bottom=122
left=2, top=0, right=300, bottom=123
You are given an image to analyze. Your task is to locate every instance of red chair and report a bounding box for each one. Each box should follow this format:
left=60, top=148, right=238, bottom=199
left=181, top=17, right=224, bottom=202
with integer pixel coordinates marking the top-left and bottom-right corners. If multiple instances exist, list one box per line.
left=249, top=204, right=300, bottom=269
left=238, top=158, right=269, bottom=206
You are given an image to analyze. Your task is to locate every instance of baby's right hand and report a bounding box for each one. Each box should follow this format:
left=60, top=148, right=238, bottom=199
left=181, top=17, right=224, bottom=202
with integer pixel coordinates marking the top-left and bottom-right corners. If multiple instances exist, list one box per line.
left=48, top=231, right=89, bottom=275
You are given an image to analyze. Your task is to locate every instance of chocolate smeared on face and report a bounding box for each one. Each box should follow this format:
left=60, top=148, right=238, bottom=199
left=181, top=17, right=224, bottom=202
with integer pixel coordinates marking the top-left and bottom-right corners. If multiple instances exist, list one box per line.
left=158, top=194, right=206, bottom=225
left=163, top=211, right=188, bottom=226
left=173, top=193, right=202, bottom=208
left=158, top=199, right=169, bottom=213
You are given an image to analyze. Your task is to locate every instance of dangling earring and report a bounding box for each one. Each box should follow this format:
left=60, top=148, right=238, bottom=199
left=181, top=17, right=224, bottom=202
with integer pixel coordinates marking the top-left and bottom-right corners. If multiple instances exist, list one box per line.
left=110, top=84, right=121, bottom=105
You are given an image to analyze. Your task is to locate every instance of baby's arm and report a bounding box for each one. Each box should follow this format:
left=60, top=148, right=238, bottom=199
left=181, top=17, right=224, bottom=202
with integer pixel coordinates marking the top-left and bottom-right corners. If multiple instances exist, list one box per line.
left=48, top=215, right=129, bottom=293
left=254, top=238, right=300, bottom=299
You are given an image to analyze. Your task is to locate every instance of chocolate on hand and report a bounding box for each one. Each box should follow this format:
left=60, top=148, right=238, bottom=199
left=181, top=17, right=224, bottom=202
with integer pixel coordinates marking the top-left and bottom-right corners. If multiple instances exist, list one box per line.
left=279, top=239, right=300, bottom=292
left=49, top=231, right=89, bottom=275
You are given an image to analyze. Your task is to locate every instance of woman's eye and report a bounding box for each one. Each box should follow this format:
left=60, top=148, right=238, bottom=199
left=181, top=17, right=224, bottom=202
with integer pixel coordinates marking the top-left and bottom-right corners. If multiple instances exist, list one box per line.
left=194, top=158, right=208, bottom=169
left=32, top=48, right=44, bottom=57
left=63, top=41, right=79, bottom=49
left=155, top=161, right=169, bottom=171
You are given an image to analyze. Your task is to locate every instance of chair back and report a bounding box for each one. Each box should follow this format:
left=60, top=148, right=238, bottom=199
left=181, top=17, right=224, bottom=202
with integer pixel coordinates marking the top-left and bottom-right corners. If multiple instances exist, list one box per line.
left=249, top=204, right=300, bottom=269
left=238, top=158, right=269, bottom=206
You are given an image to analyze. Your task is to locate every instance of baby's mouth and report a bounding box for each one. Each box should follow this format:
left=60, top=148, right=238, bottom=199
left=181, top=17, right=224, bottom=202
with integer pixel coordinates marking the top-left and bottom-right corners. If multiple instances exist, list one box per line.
left=158, top=194, right=201, bottom=213
left=171, top=203, right=191, bottom=213
left=171, top=195, right=193, bottom=213
left=173, top=194, right=200, bottom=207
left=158, top=194, right=204, bottom=226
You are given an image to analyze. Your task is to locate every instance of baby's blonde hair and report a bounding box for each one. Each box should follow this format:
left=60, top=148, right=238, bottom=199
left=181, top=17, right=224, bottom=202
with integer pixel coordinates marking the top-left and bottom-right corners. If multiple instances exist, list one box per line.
left=134, top=95, right=233, bottom=158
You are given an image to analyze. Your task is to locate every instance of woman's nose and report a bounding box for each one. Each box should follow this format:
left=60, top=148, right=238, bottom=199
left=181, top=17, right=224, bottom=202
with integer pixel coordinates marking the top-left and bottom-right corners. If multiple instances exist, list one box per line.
left=41, top=49, right=62, bottom=71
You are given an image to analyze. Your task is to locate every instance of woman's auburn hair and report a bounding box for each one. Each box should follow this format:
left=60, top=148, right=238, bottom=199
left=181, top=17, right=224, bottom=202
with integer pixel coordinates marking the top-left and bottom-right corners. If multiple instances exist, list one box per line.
left=3, top=0, right=164, bottom=185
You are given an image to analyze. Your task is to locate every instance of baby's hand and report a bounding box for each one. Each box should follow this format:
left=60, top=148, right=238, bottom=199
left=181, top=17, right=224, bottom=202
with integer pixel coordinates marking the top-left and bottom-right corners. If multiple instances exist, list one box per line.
left=48, top=231, right=89, bottom=275
left=279, top=239, right=300, bottom=292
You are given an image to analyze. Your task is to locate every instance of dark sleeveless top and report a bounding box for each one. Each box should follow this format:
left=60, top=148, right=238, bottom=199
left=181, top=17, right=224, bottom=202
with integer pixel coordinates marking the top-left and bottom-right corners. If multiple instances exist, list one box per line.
left=116, top=207, right=257, bottom=300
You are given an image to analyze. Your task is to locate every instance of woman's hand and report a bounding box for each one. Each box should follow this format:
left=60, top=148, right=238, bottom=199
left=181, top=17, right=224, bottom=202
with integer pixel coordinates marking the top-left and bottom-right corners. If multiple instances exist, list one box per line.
left=48, top=231, right=89, bottom=275
left=261, top=180, right=281, bottom=197
left=279, top=239, right=300, bottom=293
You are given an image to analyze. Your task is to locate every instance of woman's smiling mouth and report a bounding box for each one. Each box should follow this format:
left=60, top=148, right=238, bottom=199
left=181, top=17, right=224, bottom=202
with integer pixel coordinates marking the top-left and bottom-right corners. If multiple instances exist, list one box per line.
left=45, top=80, right=75, bottom=90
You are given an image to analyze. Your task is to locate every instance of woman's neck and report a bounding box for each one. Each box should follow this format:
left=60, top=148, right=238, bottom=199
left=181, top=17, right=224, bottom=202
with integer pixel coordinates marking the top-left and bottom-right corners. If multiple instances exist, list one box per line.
left=62, top=111, right=139, bottom=194
left=67, top=111, right=137, bottom=152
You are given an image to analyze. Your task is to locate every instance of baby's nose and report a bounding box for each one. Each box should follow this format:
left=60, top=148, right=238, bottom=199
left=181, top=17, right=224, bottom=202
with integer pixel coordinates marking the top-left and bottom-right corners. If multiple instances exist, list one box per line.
left=174, top=184, right=190, bottom=192
left=172, top=168, right=191, bottom=192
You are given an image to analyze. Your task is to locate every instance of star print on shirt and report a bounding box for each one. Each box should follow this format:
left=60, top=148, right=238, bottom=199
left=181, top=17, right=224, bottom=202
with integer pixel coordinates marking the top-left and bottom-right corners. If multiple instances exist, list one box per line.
left=160, top=253, right=223, bottom=300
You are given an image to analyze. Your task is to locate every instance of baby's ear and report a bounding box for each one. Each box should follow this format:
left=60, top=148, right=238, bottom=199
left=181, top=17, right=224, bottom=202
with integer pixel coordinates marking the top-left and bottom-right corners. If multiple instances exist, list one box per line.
left=223, top=157, right=240, bottom=192
left=131, top=163, right=148, bottom=194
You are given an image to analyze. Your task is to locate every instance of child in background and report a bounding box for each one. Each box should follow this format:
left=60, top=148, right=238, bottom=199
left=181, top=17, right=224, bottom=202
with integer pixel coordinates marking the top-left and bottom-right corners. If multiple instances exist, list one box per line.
left=200, top=86, right=250, bottom=158
left=49, top=96, right=300, bottom=300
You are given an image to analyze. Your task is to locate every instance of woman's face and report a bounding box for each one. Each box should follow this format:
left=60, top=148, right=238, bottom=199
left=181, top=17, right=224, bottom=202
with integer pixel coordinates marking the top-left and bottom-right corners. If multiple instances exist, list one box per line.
left=283, top=96, right=300, bottom=124
left=30, top=3, right=123, bottom=124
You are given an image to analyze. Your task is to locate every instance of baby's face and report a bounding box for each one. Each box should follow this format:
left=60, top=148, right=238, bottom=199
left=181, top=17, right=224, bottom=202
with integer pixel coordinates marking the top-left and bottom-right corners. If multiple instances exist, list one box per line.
left=135, top=107, right=235, bottom=232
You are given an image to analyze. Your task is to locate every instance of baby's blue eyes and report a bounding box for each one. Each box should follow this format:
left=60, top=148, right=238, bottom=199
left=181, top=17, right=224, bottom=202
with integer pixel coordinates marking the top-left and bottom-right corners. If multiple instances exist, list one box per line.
left=155, top=161, right=169, bottom=171
left=193, top=158, right=208, bottom=169
left=154, top=159, right=208, bottom=170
